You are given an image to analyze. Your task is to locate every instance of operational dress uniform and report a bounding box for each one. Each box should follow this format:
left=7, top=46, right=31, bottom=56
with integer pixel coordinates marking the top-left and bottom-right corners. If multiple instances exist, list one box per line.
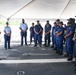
left=54, top=24, right=60, bottom=50
left=40, top=25, right=43, bottom=45
left=34, top=22, right=42, bottom=47
left=19, top=21, right=28, bottom=46
left=4, top=22, right=11, bottom=50
left=44, top=23, right=51, bottom=47
left=56, top=22, right=64, bottom=55
left=51, top=22, right=57, bottom=48
left=64, top=22, right=74, bottom=61
left=73, top=30, right=76, bottom=65
left=30, top=24, right=35, bottom=44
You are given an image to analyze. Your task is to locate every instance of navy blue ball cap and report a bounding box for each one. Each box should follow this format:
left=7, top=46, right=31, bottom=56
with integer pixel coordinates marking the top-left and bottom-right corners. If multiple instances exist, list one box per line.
left=54, top=22, right=56, bottom=24
left=6, top=22, right=9, bottom=24
left=47, top=20, right=49, bottom=22
left=59, top=21, right=63, bottom=25
left=56, top=19, right=60, bottom=22
left=37, top=20, right=40, bottom=22
left=67, top=18, right=73, bottom=21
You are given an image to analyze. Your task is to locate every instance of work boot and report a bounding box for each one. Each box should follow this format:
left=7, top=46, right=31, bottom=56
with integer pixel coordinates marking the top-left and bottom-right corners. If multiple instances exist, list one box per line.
left=53, top=47, right=57, bottom=50
left=73, top=61, right=76, bottom=66
left=67, top=56, right=73, bottom=61
left=48, top=44, right=50, bottom=47
left=51, top=46, right=54, bottom=48
left=58, top=51, right=63, bottom=55
left=73, top=63, right=76, bottom=66
left=56, top=50, right=60, bottom=54
left=39, top=44, right=41, bottom=47
left=63, top=53, right=69, bottom=57
left=74, top=68, right=76, bottom=73
left=5, top=48, right=7, bottom=50
left=34, top=44, right=37, bottom=47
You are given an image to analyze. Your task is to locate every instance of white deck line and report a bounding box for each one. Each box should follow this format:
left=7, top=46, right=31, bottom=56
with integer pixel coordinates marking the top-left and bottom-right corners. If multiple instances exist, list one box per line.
left=0, top=58, right=73, bottom=64
left=22, top=53, right=50, bottom=56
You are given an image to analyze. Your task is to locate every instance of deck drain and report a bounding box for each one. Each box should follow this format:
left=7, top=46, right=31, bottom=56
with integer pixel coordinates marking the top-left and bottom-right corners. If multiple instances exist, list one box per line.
left=17, top=71, right=25, bottom=75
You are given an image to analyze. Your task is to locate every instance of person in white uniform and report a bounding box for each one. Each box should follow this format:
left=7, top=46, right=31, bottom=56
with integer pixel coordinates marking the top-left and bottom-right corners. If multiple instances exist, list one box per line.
left=19, top=19, right=28, bottom=46
left=4, top=22, right=11, bottom=50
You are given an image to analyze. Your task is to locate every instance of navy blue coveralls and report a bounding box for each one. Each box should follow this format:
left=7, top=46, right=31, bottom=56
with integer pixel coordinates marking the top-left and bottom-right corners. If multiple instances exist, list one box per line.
left=74, top=40, right=76, bottom=61
left=45, top=24, right=51, bottom=46
left=73, top=33, right=76, bottom=61
left=52, top=26, right=56, bottom=47
left=56, top=26, right=64, bottom=52
left=30, top=26, right=35, bottom=43
left=65, top=25, right=74, bottom=56
left=55, top=25, right=60, bottom=48
left=34, top=24, right=42, bottom=45
left=40, top=26, right=43, bottom=44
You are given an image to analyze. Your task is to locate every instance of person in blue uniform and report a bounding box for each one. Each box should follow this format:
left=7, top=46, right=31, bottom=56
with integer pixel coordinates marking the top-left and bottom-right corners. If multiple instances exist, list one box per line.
left=51, top=22, right=57, bottom=48
left=54, top=19, right=60, bottom=50
left=73, top=30, right=76, bottom=66
left=44, top=20, right=51, bottom=47
left=55, top=21, right=64, bottom=55
left=40, top=24, right=43, bottom=45
left=34, top=20, right=42, bottom=47
left=19, top=19, right=28, bottom=46
left=64, top=21, right=74, bottom=61
left=4, top=22, right=11, bottom=50
left=68, top=18, right=76, bottom=31
left=29, top=23, right=35, bottom=45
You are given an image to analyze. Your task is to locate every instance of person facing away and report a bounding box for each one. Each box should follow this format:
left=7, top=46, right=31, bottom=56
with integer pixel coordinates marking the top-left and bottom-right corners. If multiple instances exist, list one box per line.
left=19, top=19, right=28, bottom=46
left=44, top=20, right=51, bottom=47
left=4, top=22, right=11, bottom=50
left=34, top=20, right=42, bottom=47
left=30, top=23, right=35, bottom=45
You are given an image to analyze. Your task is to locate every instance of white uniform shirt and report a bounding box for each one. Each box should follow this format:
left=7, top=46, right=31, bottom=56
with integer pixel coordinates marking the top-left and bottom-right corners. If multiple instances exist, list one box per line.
left=4, top=26, right=11, bottom=34
left=20, top=23, right=28, bottom=31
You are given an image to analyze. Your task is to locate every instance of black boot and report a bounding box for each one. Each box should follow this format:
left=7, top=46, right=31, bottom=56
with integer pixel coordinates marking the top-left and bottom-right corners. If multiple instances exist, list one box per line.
left=51, top=46, right=54, bottom=48
left=67, top=56, right=73, bottom=61
left=34, top=44, right=37, bottom=47
left=73, top=61, right=76, bottom=66
left=56, top=50, right=60, bottom=54
left=63, top=53, right=69, bottom=57
left=53, top=47, right=57, bottom=50
left=39, top=44, right=41, bottom=47
left=58, top=51, right=63, bottom=55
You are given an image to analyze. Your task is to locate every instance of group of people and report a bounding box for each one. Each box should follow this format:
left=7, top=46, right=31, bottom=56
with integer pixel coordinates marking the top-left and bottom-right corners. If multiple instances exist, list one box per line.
left=51, top=18, right=76, bottom=66
left=30, top=20, right=51, bottom=47
left=3, top=18, right=76, bottom=65
left=3, top=19, right=52, bottom=49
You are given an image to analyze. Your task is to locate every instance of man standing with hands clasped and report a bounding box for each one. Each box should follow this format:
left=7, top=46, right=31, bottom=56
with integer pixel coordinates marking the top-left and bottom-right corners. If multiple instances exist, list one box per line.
left=19, top=19, right=28, bottom=46
left=4, top=22, right=11, bottom=50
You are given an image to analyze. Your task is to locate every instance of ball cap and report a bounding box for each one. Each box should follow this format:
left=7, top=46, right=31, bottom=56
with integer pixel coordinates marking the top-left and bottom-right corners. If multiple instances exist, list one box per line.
left=6, top=22, right=9, bottom=24
left=46, top=20, right=49, bottom=22
left=56, top=19, right=60, bottom=22
left=37, top=20, right=40, bottom=22
left=59, top=21, right=63, bottom=25
left=67, top=18, right=72, bottom=20
left=54, top=22, right=56, bottom=24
